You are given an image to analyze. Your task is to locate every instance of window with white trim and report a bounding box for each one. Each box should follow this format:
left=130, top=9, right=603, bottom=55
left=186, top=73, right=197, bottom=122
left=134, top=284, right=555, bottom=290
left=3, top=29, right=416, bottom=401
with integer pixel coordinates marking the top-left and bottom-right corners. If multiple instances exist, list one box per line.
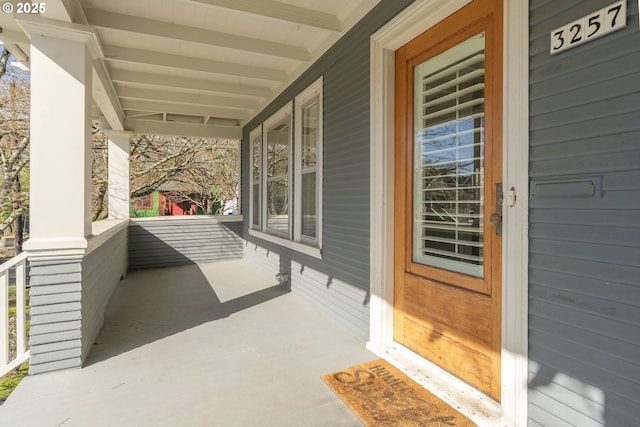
left=249, top=125, right=262, bottom=230
left=263, top=103, right=292, bottom=237
left=247, top=79, right=323, bottom=257
left=295, top=77, right=323, bottom=247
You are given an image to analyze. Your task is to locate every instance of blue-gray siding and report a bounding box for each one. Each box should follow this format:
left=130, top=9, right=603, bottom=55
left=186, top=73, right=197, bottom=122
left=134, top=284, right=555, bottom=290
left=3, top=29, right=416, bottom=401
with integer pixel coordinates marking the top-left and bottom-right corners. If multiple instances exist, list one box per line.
left=242, top=243, right=370, bottom=340
left=241, top=0, right=415, bottom=341
left=128, top=218, right=243, bottom=270
left=28, top=225, right=128, bottom=374
left=29, top=258, right=83, bottom=374
left=529, top=1, right=640, bottom=425
left=81, top=226, right=128, bottom=361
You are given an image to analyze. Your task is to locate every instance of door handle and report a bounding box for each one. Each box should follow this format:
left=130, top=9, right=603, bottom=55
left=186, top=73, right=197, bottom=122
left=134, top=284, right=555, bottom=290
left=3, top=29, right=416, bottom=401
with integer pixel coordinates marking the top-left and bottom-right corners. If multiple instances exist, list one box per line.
left=491, top=183, right=503, bottom=236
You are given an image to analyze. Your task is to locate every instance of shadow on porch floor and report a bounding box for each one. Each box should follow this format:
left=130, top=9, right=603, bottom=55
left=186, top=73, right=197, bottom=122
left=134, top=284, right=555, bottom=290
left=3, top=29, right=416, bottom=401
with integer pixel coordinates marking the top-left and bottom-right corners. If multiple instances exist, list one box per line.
left=0, top=259, right=374, bottom=426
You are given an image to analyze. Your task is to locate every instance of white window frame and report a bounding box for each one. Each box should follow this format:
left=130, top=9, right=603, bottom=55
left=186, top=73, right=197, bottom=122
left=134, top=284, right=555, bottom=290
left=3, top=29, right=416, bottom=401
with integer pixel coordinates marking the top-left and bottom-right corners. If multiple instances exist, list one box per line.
left=262, top=102, right=293, bottom=238
left=294, top=77, right=323, bottom=249
left=249, top=125, right=262, bottom=230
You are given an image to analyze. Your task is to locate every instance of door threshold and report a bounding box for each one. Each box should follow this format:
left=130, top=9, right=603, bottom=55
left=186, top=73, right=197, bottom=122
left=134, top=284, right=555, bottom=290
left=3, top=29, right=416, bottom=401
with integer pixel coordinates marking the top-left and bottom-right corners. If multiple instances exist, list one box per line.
left=366, top=341, right=501, bottom=427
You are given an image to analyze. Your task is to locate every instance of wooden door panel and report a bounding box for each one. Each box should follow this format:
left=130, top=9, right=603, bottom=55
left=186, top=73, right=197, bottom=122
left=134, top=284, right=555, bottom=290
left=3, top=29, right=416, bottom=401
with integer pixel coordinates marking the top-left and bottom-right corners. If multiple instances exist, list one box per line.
left=402, top=273, right=492, bottom=354
left=394, top=0, right=502, bottom=400
left=403, top=317, right=492, bottom=393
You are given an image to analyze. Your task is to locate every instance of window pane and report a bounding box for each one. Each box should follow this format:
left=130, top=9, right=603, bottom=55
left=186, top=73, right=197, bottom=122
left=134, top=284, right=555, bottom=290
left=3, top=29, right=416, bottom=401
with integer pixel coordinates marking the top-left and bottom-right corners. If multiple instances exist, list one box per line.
left=252, top=138, right=261, bottom=182
left=267, top=178, right=288, bottom=234
left=252, top=136, right=261, bottom=227
left=252, top=183, right=260, bottom=227
left=267, top=122, right=289, bottom=178
left=302, top=99, right=318, bottom=168
left=301, top=172, right=316, bottom=238
left=413, top=32, right=485, bottom=278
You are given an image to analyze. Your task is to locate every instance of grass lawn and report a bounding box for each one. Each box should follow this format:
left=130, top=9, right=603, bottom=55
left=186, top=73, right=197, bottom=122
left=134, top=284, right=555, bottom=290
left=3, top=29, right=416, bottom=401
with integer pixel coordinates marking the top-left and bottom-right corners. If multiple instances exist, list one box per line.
left=0, top=363, right=28, bottom=404
left=1, top=282, right=30, bottom=404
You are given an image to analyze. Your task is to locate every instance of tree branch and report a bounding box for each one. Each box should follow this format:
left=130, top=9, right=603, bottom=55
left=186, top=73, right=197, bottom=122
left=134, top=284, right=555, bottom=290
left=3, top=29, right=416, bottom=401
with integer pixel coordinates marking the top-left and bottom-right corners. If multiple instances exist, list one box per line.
left=0, top=48, right=10, bottom=80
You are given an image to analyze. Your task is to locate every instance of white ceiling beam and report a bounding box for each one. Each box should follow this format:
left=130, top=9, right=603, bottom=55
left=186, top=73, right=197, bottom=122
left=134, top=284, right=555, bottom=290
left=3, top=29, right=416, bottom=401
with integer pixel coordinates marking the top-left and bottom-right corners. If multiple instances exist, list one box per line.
left=109, top=70, right=272, bottom=98
left=117, top=86, right=260, bottom=110
left=41, top=0, right=87, bottom=23
left=0, top=29, right=30, bottom=45
left=15, top=13, right=125, bottom=131
left=84, top=7, right=310, bottom=62
left=120, top=99, right=249, bottom=120
left=186, top=0, right=342, bottom=32
left=0, top=30, right=31, bottom=63
left=126, top=118, right=242, bottom=139
left=2, top=43, right=29, bottom=62
left=124, top=111, right=159, bottom=119
left=39, top=0, right=124, bottom=131
left=92, top=61, right=126, bottom=131
left=103, top=45, right=287, bottom=82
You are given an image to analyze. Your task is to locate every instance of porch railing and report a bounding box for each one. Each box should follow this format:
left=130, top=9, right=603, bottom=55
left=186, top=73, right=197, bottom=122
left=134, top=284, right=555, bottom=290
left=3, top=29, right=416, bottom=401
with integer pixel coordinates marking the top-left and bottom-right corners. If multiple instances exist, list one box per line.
left=0, top=251, right=29, bottom=377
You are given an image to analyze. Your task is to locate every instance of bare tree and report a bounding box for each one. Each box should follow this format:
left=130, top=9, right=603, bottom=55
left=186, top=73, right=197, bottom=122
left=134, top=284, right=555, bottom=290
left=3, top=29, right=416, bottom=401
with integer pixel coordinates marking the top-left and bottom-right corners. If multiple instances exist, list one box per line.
left=165, top=138, right=239, bottom=215
left=91, top=124, right=109, bottom=221
left=0, top=48, right=10, bottom=79
left=91, top=133, right=239, bottom=219
left=0, top=51, right=30, bottom=254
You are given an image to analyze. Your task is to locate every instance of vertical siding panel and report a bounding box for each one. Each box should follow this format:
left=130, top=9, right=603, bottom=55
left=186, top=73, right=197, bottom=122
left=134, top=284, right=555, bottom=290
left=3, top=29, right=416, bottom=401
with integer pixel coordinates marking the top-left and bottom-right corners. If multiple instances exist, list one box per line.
left=529, top=0, right=640, bottom=425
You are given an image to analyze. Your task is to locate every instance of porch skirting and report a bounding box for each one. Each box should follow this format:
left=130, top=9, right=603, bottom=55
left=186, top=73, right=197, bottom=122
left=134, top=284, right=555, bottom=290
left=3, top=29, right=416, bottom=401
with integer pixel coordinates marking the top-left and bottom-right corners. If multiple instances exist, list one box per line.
left=27, top=221, right=128, bottom=374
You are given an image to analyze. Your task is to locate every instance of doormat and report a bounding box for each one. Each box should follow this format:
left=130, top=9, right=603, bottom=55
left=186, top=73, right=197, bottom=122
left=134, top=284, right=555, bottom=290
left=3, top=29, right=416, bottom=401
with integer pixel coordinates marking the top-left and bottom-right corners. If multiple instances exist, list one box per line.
left=322, top=359, right=476, bottom=426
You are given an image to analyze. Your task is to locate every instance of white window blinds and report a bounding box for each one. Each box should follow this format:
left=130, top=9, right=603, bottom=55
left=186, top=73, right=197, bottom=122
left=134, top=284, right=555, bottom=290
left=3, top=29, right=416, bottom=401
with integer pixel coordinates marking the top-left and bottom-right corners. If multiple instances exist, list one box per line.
left=413, top=33, right=486, bottom=278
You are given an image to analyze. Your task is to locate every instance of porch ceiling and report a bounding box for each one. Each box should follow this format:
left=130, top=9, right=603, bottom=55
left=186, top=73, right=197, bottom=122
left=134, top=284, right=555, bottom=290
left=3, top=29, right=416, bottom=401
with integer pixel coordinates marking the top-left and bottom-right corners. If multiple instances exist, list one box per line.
left=0, top=0, right=380, bottom=138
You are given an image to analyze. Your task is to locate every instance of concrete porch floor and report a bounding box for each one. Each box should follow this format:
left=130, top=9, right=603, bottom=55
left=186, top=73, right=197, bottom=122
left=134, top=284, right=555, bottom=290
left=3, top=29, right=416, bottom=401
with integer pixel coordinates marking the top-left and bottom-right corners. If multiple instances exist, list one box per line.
left=0, top=259, right=376, bottom=426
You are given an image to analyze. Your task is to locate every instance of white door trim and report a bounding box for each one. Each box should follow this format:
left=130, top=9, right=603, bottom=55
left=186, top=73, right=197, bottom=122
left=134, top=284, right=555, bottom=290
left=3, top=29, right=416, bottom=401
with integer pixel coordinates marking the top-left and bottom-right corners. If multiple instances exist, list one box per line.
left=368, top=1, right=529, bottom=426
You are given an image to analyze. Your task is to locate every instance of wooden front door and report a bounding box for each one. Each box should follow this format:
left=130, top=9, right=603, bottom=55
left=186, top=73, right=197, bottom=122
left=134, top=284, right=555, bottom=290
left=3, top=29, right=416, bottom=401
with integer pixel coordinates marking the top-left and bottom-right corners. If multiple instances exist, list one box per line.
left=394, top=0, right=503, bottom=400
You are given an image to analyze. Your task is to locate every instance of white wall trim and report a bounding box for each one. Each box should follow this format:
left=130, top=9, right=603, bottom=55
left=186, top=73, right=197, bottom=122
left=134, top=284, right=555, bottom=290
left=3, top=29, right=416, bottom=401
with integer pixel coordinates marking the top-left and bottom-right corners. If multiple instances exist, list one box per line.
left=247, top=228, right=322, bottom=259
left=85, top=219, right=129, bottom=256
left=369, top=0, right=529, bottom=425
left=130, top=215, right=243, bottom=223
left=501, top=1, right=530, bottom=426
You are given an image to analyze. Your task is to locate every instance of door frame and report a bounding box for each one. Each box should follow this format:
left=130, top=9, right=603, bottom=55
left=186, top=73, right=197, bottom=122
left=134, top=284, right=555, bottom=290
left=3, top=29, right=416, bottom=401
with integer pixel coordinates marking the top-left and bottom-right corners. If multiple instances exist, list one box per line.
left=367, top=0, right=529, bottom=425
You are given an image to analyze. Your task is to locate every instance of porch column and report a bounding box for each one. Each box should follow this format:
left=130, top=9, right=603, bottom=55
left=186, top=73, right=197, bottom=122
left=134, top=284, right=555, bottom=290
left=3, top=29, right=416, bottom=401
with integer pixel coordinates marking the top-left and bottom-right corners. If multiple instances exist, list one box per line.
left=17, top=17, right=103, bottom=374
left=105, top=130, right=132, bottom=219
left=19, top=18, right=100, bottom=248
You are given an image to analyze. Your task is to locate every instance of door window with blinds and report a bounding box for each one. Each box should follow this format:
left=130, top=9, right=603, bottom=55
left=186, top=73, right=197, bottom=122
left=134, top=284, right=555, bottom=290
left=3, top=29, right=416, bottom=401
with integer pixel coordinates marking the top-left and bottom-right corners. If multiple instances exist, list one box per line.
left=413, top=32, right=485, bottom=278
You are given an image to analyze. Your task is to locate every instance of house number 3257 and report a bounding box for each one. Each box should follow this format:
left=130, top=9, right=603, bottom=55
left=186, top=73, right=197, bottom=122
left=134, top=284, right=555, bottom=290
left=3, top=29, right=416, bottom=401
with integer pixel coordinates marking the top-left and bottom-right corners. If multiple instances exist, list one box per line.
left=550, top=0, right=627, bottom=55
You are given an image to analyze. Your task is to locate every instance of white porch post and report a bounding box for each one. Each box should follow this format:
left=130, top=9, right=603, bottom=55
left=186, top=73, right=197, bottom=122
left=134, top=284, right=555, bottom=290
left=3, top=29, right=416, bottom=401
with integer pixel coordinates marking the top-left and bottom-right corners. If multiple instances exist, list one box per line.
left=19, top=18, right=102, bottom=250
left=105, top=130, right=132, bottom=219
left=17, top=17, right=105, bottom=374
